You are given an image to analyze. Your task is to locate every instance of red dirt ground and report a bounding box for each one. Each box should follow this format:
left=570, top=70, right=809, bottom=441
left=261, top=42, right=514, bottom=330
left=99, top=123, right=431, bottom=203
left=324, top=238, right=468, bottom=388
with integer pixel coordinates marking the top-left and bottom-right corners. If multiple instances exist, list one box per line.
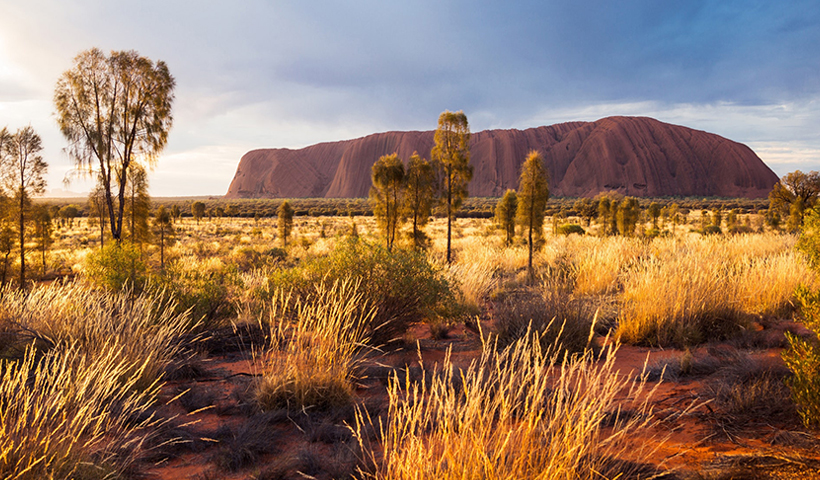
left=141, top=320, right=820, bottom=480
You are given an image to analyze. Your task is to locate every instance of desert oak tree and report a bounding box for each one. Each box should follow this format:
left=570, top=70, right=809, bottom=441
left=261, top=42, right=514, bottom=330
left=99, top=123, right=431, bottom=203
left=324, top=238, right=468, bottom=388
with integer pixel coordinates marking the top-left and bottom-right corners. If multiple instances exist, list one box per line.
left=516, top=150, right=549, bottom=281
left=431, top=110, right=472, bottom=264
left=1, top=126, right=48, bottom=288
left=278, top=200, right=294, bottom=247
left=370, top=153, right=405, bottom=252
left=495, top=189, right=518, bottom=246
left=403, top=152, right=436, bottom=249
left=54, top=48, right=175, bottom=243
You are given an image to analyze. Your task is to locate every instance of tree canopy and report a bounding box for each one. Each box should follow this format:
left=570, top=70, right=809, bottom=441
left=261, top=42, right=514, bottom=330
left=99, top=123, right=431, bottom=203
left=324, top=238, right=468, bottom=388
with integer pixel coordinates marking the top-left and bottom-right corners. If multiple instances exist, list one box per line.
left=369, top=153, right=406, bottom=252
left=516, top=150, right=549, bottom=280
left=54, top=48, right=175, bottom=242
left=431, top=110, right=472, bottom=264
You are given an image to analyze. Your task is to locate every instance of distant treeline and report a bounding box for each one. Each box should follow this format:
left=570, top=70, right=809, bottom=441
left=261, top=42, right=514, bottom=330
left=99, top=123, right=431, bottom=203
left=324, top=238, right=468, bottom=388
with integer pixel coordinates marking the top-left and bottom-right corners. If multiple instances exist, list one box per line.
left=38, top=196, right=770, bottom=219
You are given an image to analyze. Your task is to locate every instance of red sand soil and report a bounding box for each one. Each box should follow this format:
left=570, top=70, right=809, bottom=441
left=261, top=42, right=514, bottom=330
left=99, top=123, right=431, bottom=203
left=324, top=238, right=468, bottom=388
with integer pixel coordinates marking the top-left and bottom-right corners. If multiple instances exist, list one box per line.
left=141, top=320, right=820, bottom=479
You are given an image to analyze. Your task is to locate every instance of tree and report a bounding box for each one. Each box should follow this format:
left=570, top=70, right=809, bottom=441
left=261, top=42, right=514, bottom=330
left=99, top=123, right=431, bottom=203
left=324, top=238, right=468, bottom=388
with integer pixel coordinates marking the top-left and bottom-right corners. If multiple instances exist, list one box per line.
left=369, top=153, right=405, bottom=252
left=402, top=153, right=436, bottom=249
left=171, top=205, right=181, bottom=223
left=516, top=151, right=549, bottom=281
left=573, top=197, right=597, bottom=226
left=54, top=48, right=175, bottom=243
left=33, top=204, right=53, bottom=276
left=616, top=197, right=640, bottom=236
left=58, top=205, right=79, bottom=227
left=278, top=200, right=294, bottom=247
left=125, top=163, right=151, bottom=249
left=431, top=110, right=472, bottom=264
left=152, top=205, right=174, bottom=269
left=647, top=202, right=661, bottom=230
left=769, top=171, right=820, bottom=228
left=191, top=201, right=205, bottom=224
left=495, top=189, right=518, bottom=246
left=1, top=126, right=47, bottom=289
left=88, top=179, right=108, bottom=247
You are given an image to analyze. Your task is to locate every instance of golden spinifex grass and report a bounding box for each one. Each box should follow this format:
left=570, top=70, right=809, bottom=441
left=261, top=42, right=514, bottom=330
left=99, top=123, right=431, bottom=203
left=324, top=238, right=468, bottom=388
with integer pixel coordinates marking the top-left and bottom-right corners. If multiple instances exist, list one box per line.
left=0, top=342, right=162, bottom=480
left=0, top=282, right=194, bottom=389
left=255, top=279, right=376, bottom=411
left=353, top=334, right=660, bottom=480
left=617, top=234, right=814, bottom=346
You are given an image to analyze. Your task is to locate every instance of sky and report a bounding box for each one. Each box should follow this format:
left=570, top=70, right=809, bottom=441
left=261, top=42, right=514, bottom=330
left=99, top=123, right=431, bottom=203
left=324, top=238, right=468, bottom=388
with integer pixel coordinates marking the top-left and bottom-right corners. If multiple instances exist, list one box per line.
left=0, top=0, right=818, bottom=197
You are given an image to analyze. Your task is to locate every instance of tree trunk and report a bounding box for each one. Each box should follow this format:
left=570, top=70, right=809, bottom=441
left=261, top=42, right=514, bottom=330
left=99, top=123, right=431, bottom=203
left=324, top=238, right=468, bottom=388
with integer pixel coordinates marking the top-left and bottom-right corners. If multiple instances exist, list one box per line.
left=19, top=192, right=25, bottom=290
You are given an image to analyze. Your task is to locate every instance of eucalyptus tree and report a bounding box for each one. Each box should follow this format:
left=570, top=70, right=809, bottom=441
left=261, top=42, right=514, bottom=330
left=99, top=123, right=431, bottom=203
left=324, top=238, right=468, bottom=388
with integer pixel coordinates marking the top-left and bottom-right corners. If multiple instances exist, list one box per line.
left=370, top=153, right=405, bottom=252
left=516, top=151, right=549, bottom=281
left=1, top=126, right=48, bottom=288
left=403, top=153, right=436, bottom=249
left=431, top=110, right=472, bottom=264
left=54, top=48, right=175, bottom=242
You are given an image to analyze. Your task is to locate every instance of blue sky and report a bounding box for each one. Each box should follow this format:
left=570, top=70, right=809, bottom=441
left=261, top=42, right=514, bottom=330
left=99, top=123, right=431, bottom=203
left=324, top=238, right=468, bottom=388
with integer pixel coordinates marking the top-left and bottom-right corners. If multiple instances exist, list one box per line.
left=0, top=0, right=818, bottom=196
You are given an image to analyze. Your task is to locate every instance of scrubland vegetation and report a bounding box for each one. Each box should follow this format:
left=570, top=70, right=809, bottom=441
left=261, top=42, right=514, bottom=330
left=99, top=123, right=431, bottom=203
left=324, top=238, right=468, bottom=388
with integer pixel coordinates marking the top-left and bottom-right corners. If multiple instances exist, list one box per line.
left=2, top=203, right=820, bottom=478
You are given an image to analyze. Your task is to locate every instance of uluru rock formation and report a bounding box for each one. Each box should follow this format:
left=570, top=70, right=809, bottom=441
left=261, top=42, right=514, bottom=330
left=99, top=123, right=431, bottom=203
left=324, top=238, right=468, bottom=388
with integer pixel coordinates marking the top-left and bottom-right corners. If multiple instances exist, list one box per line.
left=225, top=116, right=778, bottom=199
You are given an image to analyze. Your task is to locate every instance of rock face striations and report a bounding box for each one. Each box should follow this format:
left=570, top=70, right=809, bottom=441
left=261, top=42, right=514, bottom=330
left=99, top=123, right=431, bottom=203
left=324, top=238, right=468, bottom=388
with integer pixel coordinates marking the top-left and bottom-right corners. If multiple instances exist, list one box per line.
left=225, top=116, right=777, bottom=199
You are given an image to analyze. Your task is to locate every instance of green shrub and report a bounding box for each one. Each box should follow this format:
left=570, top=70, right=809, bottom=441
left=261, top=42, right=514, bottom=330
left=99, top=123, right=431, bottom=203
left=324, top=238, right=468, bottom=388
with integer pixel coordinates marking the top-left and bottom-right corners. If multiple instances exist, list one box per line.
left=555, top=223, right=585, bottom=236
left=782, top=286, right=820, bottom=427
left=267, top=239, right=453, bottom=344
left=84, top=242, right=146, bottom=292
left=150, top=261, right=239, bottom=328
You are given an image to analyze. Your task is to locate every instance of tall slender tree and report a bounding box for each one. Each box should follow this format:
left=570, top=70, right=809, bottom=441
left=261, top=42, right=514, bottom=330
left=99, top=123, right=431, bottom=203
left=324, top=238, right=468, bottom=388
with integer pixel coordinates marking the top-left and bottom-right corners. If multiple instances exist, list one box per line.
left=191, top=201, right=205, bottom=224
left=402, top=152, right=436, bottom=249
left=152, top=205, right=174, bottom=269
left=1, top=126, right=48, bottom=289
left=431, top=110, right=472, bottom=264
left=516, top=150, right=549, bottom=282
left=278, top=200, right=294, bottom=247
left=124, top=163, right=151, bottom=249
left=369, top=153, right=405, bottom=252
left=33, top=204, right=53, bottom=276
left=495, top=189, right=518, bottom=246
left=54, top=48, right=175, bottom=243
left=88, top=178, right=108, bottom=247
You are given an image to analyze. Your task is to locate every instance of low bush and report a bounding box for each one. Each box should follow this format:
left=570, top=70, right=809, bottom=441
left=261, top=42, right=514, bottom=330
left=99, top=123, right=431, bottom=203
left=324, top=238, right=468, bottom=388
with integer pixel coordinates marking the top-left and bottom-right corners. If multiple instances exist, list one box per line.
left=150, top=260, right=239, bottom=328
left=83, top=241, right=147, bottom=292
left=267, top=239, right=453, bottom=345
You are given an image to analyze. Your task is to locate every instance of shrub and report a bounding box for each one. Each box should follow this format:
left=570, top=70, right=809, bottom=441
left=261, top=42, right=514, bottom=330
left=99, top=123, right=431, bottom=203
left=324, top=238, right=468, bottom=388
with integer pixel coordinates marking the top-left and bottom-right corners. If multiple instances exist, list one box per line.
left=782, top=286, right=820, bottom=427
left=83, top=242, right=147, bottom=292
left=150, top=259, right=239, bottom=328
left=555, top=223, right=585, bottom=236
left=267, top=239, right=453, bottom=345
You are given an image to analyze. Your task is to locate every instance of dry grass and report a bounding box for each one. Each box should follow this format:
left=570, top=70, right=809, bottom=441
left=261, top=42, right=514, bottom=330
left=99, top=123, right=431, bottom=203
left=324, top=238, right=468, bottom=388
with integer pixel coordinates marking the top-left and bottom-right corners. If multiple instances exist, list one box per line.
left=255, top=279, right=376, bottom=411
left=617, top=234, right=814, bottom=346
left=353, top=332, right=661, bottom=480
left=0, top=282, right=194, bottom=389
left=0, top=342, right=162, bottom=479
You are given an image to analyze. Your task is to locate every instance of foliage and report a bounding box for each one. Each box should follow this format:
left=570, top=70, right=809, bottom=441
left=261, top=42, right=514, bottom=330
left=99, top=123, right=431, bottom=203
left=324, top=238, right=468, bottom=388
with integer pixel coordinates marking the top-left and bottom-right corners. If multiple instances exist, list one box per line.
left=278, top=200, right=294, bottom=247
left=153, top=205, right=174, bottom=268
left=494, top=189, right=517, bottom=246
left=268, top=239, right=453, bottom=345
left=431, top=110, right=472, bottom=263
left=370, top=153, right=405, bottom=252
left=191, top=200, right=206, bottom=223
left=516, top=150, right=549, bottom=279
left=84, top=242, right=147, bottom=292
left=0, top=125, right=48, bottom=288
left=125, top=163, right=151, bottom=246
left=784, top=214, right=820, bottom=426
left=402, top=153, right=436, bottom=249
left=556, top=223, right=585, bottom=235
left=150, top=259, right=238, bottom=327
left=769, top=170, right=820, bottom=229
left=54, top=48, right=175, bottom=241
